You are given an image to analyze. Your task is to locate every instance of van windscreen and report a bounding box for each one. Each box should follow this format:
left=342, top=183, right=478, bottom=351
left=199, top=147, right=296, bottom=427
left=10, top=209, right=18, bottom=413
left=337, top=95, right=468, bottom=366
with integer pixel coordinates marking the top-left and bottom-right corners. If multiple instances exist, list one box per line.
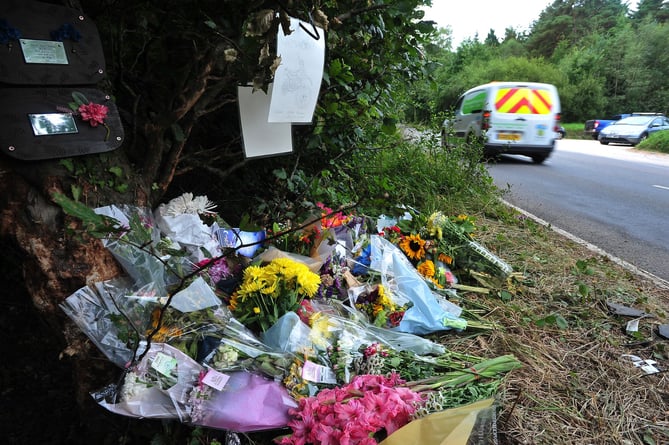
left=494, top=87, right=553, bottom=114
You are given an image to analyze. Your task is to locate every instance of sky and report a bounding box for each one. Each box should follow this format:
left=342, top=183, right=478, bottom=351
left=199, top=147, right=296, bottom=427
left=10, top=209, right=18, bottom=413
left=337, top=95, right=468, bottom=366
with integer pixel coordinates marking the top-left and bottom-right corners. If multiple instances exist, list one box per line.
left=422, top=1, right=639, bottom=48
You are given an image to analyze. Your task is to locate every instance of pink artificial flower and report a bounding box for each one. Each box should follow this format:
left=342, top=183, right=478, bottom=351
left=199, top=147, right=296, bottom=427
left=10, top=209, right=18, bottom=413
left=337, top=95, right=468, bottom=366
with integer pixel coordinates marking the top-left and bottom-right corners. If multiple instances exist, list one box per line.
left=78, top=102, right=108, bottom=127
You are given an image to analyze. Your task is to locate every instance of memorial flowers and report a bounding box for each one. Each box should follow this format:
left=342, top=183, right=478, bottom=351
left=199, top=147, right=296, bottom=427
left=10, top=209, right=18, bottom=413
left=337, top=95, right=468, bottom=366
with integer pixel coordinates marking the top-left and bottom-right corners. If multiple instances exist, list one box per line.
left=276, top=373, right=423, bottom=445
left=62, top=91, right=111, bottom=140
left=229, top=257, right=322, bottom=332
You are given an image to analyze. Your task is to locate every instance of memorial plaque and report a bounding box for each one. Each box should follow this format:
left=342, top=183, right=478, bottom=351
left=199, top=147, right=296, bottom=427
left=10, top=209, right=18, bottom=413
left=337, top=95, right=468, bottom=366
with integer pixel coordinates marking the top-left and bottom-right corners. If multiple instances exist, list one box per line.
left=0, top=87, right=124, bottom=161
left=0, top=0, right=106, bottom=85
left=20, top=39, right=69, bottom=65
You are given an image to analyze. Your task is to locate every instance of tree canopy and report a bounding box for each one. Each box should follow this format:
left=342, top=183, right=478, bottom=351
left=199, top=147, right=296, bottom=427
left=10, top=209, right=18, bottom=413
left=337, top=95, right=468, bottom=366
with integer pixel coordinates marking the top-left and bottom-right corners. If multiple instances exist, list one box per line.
left=406, top=0, right=669, bottom=123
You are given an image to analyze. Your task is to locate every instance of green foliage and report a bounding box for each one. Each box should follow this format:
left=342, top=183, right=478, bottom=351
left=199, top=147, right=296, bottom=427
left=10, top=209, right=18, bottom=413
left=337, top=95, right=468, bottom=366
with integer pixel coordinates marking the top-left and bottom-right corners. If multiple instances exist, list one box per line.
left=636, top=130, right=669, bottom=153
left=51, top=192, right=122, bottom=238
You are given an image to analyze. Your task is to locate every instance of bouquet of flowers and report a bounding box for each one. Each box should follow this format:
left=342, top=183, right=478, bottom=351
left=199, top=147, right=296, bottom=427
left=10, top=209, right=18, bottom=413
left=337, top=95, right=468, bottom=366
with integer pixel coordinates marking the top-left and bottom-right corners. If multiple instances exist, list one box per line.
left=276, top=373, right=423, bottom=445
left=228, top=257, right=321, bottom=332
left=351, top=284, right=411, bottom=329
left=92, top=343, right=204, bottom=420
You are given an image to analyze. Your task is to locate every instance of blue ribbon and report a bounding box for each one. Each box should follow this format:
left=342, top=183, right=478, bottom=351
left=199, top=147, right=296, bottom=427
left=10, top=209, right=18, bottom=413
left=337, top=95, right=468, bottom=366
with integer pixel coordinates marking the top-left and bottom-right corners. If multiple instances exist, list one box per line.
left=50, top=23, right=81, bottom=42
left=0, top=19, right=22, bottom=45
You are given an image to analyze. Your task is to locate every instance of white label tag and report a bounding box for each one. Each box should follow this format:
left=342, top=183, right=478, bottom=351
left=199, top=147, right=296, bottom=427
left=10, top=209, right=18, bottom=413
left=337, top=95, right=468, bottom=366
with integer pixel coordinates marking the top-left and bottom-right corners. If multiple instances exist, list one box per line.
left=301, top=360, right=338, bottom=384
left=202, top=369, right=230, bottom=391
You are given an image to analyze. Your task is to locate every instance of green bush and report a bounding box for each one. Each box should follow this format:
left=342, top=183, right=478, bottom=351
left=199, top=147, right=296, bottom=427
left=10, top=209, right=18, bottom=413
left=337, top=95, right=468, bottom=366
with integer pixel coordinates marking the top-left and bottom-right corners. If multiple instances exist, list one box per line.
left=637, top=131, right=669, bottom=154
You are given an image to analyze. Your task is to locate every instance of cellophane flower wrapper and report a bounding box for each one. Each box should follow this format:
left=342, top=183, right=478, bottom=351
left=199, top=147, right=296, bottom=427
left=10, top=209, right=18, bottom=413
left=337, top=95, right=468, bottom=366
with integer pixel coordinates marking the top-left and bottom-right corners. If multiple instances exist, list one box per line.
left=379, top=398, right=498, bottom=445
left=60, top=278, right=135, bottom=368
left=108, top=278, right=233, bottom=360
left=188, top=371, right=297, bottom=432
left=93, top=343, right=204, bottom=421
left=154, top=197, right=223, bottom=263
left=430, top=215, right=512, bottom=282
left=367, top=235, right=467, bottom=335
left=257, top=245, right=323, bottom=273
left=203, top=317, right=296, bottom=380
left=94, top=205, right=186, bottom=294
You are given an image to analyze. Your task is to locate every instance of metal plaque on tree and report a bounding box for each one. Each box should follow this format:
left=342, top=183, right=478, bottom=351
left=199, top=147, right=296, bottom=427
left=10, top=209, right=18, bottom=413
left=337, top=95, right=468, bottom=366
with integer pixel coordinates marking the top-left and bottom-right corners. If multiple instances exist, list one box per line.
left=0, top=0, right=106, bottom=85
left=0, top=87, right=124, bottom=160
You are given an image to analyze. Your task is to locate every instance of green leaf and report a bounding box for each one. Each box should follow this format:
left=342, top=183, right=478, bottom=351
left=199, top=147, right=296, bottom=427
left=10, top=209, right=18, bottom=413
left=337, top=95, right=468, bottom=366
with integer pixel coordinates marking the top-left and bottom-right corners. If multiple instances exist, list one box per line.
left=51, top=192, right=121, bottom=238
left=108, top=166, right=123, bottom=178
left=71, top=91, right=89, bottom=107
left=71, top=184, right=81, bottom=202
left=59, top=158, right=75, bottom=173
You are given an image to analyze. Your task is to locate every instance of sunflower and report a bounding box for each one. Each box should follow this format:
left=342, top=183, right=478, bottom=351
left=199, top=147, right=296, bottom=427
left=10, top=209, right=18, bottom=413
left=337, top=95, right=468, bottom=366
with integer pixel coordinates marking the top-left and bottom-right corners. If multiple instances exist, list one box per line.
left=417, top=260, right=436, bottom=278
left=399, top=233, right=427, bottom=261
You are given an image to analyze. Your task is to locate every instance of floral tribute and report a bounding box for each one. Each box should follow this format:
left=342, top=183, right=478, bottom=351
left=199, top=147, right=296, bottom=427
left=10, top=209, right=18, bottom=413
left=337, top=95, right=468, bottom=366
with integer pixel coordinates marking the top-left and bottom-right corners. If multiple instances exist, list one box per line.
left=58, top=91, right=111, bottom=140
left=56, top=194, right=521, bottom=443
left=228, top=257, right=321, bottom=332
left=275, top=373, right=423, bottom=445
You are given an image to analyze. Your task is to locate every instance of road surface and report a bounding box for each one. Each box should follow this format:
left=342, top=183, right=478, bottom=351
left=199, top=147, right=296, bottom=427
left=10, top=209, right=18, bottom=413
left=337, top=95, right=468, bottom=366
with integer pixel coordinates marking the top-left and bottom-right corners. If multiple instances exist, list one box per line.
left=487, top=139, right=669, bottom=284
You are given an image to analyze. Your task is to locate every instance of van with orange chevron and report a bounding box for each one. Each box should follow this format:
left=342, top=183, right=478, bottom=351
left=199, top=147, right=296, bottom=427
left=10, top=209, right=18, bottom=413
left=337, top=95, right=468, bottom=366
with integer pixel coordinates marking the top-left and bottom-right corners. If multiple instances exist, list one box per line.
left=441, top=81, right=562, bottom=164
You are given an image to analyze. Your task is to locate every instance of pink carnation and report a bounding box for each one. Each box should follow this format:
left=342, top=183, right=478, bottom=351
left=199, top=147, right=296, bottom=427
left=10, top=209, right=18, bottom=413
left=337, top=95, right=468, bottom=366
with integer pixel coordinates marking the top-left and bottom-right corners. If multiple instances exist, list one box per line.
left=78, top=102, right=108, bottom=127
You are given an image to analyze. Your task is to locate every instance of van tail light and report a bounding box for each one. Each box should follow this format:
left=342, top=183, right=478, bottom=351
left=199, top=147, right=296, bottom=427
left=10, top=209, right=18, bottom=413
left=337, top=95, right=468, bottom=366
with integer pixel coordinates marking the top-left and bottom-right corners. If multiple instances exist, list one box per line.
left=482, top=110, right=491, bottom=130
left=553, top=113, right=562, bottom=133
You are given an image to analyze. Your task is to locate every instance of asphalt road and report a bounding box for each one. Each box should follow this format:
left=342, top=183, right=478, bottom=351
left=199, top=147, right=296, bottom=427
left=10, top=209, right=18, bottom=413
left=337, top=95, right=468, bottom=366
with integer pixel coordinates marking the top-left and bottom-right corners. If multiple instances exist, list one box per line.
left=487, top=139, right=669, bottom=284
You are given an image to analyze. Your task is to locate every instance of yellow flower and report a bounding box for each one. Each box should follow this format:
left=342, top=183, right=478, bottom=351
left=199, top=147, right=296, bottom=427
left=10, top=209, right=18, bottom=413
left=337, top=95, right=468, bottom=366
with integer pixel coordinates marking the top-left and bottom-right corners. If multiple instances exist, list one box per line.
left=297, top=269, right=321, bottom=297
left=375, top=285, right=395, bottom=312
left=417, top=260, right=436, bottom=278
left=399, top=233, right=426, bottom=261
left=438, top=253, right=453, bottom=265
left=253, top=306, right=261, bottom=314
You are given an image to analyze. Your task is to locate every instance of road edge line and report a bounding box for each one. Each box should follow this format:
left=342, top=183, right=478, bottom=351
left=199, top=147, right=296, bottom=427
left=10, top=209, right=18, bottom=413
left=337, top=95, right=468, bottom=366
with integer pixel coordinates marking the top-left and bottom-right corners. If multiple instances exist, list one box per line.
left=500, top=198, right=669, bottom=290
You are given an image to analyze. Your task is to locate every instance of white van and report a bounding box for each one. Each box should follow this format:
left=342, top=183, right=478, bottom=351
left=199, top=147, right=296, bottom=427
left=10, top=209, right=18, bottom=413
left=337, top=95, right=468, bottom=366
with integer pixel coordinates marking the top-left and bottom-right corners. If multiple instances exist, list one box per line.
left=442, top=81, right=562, bottom=164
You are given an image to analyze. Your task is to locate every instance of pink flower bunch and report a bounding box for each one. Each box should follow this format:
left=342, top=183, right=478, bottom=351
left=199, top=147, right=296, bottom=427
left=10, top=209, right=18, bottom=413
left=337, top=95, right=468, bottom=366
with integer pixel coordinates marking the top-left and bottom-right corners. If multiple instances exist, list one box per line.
left=194, top=257, right=231, bottom=284
left=78, top=102, right=108, bottom=127
left=276, top=373, right=424, bottom=445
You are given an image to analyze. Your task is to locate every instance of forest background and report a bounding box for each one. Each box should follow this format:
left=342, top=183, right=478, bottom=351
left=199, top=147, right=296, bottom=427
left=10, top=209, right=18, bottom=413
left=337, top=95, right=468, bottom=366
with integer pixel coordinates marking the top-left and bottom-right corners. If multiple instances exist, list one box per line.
left=2, top=0, right=669, bottom=444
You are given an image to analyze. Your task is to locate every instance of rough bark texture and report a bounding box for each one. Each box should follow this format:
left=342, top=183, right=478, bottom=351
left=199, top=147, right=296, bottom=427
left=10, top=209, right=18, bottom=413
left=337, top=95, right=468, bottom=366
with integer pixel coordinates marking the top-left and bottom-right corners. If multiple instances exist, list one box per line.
left=0, top=156, right=136, bottom=439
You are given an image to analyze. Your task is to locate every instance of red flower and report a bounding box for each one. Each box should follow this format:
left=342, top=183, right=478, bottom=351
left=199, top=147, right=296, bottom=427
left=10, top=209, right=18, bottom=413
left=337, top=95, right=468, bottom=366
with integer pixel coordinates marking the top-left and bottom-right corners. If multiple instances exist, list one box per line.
left=78, top=102, right=108, bottom=127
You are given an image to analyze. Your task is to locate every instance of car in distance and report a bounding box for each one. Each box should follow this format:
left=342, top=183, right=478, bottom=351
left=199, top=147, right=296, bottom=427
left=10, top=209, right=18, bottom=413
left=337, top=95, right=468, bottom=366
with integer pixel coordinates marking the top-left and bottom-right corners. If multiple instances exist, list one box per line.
left=556, top=125, right=566, bottom=139
left=598, top=114, right=669, bottom=146
left=442, top=81, right=562, bottom=164
left=584, top=114, right=631, bottom=139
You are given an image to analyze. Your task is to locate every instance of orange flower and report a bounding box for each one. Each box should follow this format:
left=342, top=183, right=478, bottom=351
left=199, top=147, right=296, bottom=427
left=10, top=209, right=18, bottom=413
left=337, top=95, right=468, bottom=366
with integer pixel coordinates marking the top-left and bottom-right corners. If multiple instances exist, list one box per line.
left=438, top=253, right=453, bottom=265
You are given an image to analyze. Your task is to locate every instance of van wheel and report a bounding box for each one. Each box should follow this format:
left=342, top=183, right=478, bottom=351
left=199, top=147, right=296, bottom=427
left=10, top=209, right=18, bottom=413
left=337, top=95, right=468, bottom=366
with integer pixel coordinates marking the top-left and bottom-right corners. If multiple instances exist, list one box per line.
left=440, top=129, right=448, bottom=148
left=600, top=140, right=609, bottom=145
left=531, top=155, right=547, bottom=164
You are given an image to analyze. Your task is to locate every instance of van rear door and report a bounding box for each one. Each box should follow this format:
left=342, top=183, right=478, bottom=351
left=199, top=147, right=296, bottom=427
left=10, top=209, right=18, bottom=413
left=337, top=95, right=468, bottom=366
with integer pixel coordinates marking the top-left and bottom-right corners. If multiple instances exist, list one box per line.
left=488, top=84, right=559, bottom=147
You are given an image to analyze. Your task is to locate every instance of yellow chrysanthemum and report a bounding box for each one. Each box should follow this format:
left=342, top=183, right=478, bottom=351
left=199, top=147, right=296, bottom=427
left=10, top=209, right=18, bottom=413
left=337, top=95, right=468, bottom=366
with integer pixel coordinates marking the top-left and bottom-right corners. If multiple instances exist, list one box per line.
left=253, top=306, right=261, bottom=314
left=297, top=269, right=321, bottom=297
left=399, top=233, right=427, bottom=261
left=243, top=264, right=264, bottom=282
left=417, top=260, right=436, bottom=278
left=376, top=285, right=395, bottom=311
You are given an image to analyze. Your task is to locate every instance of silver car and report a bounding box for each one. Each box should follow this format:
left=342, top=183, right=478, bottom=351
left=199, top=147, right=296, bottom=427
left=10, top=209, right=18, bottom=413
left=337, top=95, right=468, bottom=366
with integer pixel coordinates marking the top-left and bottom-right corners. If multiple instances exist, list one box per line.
left=598, top=114, right=669, bottom=146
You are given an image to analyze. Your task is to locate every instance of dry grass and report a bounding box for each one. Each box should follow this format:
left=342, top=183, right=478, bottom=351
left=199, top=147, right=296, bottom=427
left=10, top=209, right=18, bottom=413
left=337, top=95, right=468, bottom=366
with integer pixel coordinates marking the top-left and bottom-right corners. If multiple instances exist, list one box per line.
left=444, top=206, right=669, bottom=444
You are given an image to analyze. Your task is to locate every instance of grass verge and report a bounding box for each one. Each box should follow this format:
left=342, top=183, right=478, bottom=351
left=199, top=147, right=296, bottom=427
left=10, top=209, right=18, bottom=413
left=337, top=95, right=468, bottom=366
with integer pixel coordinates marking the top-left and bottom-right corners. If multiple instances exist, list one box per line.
left=446, top=200, right=669, bottom=444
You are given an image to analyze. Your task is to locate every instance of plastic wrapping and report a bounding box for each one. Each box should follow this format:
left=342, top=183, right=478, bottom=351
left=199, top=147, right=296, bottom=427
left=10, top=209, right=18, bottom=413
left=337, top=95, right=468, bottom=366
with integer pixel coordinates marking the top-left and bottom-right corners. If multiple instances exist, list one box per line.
left=188, top=371, right=297, bottom=432
left=379, top=398, right=498, bottom=445
left=367, top=235, right=467, bottom=335
left=92, top=343, right=204, bottom=421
